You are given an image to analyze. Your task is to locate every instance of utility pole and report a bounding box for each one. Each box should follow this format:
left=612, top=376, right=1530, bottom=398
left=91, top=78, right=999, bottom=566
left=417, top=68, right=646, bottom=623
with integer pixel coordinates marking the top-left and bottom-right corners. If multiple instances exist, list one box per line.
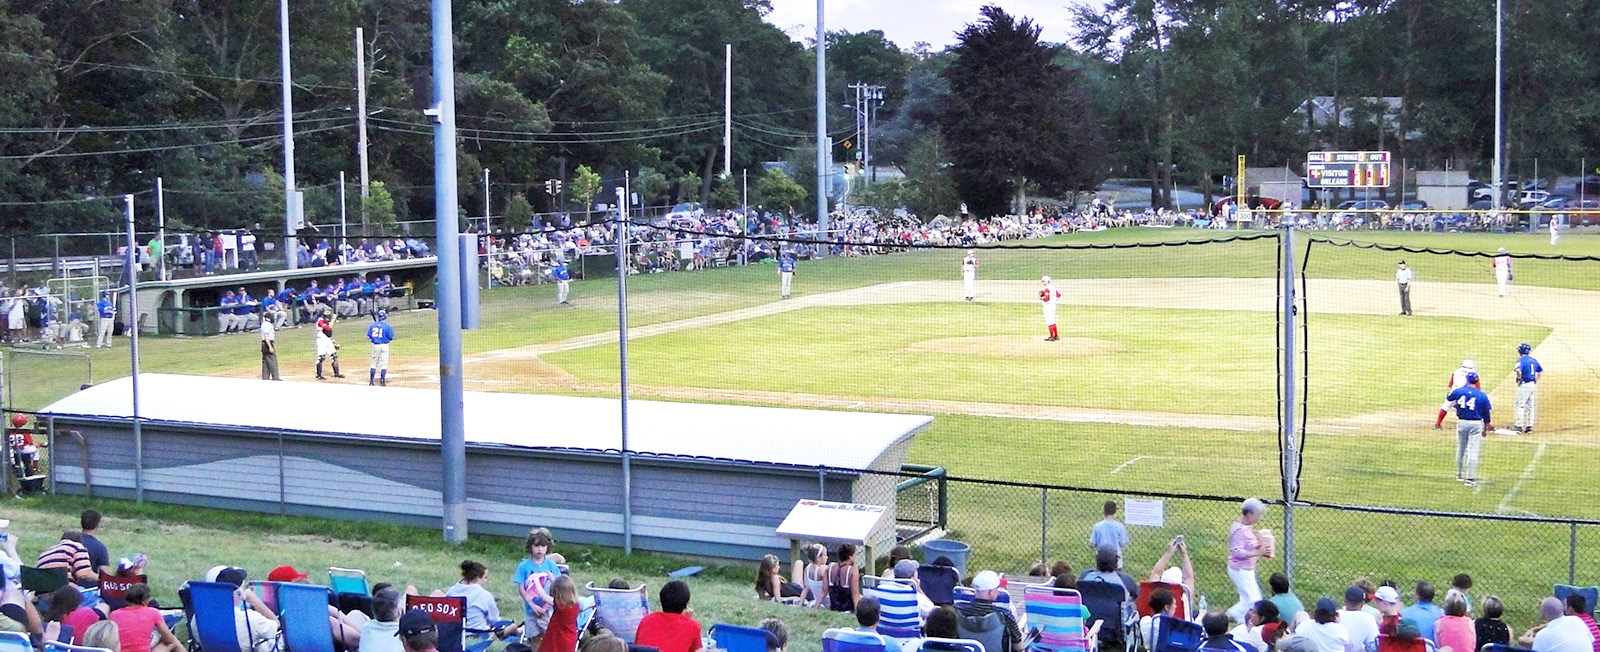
left=1492, top=0, right=1504, bottom=213
left=867, top=85, right=883, bottom=183
left=815, top=0, right=828, bottom=235
left=847, top=82, right=885, bottom=185
left=339, top=171, right=347, bottom=261
left=356, top=27, right=371, bottom=236
left=280, top=0, right=298, bottom=269
left=430, top=0, right=467, bottom=544
left=483, top=168, right=491, bottom=234
left=155, top=178, right=166, bottom=282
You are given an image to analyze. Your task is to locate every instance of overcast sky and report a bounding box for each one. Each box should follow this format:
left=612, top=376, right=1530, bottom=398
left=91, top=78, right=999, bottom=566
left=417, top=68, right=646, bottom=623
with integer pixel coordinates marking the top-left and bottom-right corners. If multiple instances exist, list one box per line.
left=764, top=0, right=1084, bottom=50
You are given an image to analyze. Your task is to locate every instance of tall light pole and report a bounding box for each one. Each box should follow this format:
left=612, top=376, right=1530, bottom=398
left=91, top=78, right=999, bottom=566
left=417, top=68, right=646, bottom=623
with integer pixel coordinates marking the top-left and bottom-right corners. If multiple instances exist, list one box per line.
left=1492, top=0, right=1503, bottom=211
left=280, top=0, right=298, bottom=269
left=815, top=0, right=829, bottom=235
left=431, top=0, right=467, bottom=544
left=356, top=28, right=371, bottom=236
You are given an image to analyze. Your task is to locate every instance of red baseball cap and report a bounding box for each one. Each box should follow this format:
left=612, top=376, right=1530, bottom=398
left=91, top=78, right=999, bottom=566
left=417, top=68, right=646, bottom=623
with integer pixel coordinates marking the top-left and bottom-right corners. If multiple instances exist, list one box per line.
left=268, top=565, right=310, bottom=582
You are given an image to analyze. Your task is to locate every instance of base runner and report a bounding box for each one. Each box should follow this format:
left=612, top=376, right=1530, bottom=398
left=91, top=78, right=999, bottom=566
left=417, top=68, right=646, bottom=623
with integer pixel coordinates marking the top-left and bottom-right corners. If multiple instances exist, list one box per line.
left=1434, top=359, right=1479, bottom=429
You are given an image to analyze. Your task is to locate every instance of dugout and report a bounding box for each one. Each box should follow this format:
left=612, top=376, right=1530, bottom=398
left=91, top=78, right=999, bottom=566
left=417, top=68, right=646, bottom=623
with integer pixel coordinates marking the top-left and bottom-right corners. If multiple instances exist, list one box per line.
left=38, top=374, right=931, bottom=559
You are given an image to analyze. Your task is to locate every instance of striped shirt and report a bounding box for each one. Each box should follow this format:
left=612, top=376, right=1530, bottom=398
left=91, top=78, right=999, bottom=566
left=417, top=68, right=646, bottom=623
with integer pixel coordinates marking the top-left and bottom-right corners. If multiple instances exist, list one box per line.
left=37, top=539, right=93, bottom=580
left=1228, top=521, right=1260, bottom=571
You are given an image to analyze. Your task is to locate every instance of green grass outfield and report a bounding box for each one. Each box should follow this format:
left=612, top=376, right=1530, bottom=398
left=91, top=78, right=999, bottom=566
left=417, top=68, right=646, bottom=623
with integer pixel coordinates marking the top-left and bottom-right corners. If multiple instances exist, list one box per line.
left=7, top=227, right=1600, bottom=628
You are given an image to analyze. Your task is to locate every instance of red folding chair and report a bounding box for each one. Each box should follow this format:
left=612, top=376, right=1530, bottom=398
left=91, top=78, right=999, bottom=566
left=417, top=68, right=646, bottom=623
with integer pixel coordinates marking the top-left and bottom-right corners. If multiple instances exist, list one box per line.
left=406, top=595, right=470, bottom=652
left=97, top=572, right=147, bottom=607
left=1136, top=582, right=1189, bottom=621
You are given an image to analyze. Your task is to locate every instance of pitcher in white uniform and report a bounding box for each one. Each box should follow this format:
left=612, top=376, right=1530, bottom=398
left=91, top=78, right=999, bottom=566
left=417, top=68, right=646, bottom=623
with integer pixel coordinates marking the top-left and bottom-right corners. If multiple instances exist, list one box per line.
left=1040, top=276, right=1060, bottom=341
left=1493, top=247, right=1512, bottom=297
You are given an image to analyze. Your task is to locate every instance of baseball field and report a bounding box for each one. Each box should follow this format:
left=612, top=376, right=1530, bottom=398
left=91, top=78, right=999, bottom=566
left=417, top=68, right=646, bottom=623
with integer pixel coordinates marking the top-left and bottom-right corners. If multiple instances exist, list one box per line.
left=9, top=226, right=1600, bottom=618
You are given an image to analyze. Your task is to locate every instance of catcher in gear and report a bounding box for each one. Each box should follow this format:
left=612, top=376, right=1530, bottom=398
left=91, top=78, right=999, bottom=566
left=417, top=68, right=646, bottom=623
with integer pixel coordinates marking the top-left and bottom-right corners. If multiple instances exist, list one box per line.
left=314, top=308, right=344, bottom=380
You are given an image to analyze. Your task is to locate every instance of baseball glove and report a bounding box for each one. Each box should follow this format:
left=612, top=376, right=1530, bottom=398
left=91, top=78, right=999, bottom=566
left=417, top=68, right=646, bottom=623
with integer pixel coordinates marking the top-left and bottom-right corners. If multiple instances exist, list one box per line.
left=332, top=339, right=341, bottom=350
left=1039, top=289, right=1050, bottom=301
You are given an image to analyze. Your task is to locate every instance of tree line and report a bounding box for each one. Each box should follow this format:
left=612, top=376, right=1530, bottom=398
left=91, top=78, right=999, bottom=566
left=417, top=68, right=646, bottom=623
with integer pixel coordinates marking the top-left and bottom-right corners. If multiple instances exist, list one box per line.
left=2, top=0, right=1597, bottom=235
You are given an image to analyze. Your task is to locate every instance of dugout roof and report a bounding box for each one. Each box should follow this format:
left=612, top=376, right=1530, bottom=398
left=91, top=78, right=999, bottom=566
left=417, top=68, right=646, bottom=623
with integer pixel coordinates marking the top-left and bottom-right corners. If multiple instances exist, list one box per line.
left=41, top=374, right=931, bottom=471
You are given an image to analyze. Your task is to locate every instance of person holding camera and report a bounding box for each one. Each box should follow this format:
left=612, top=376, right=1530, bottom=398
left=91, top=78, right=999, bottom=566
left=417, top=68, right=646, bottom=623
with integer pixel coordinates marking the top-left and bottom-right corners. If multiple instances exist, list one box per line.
left=1149, top=536, right=1198, bottom=615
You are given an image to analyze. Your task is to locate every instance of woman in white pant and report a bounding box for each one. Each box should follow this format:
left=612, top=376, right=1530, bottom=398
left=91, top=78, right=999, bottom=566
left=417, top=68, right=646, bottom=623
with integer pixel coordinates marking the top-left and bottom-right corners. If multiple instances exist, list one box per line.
left=1226, top=498, right=1270, bottom=623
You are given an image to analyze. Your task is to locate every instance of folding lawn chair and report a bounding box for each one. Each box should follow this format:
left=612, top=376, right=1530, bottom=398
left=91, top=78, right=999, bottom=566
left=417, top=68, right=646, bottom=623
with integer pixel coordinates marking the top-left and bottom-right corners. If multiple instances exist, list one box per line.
left=711, top=624, right=772, bottom=652
left=956, top=611, right=1005, bottom=652
left=822, top=628, right=894, bottom=652
left=45, top=642, right=114, bottom=652
left=918, top=565, right=960, bottom=606
left=327, top=568, right=370, bottom=597
left=1150, top=616, right=1203, bottom=652
left=864, top=577, right=923, bottom=642
left=407, top=594, right=490, bottom=652
left=0, top=633, right=32, bottom=652
left=278, top=583, right=337, bottom=652
left=1136, top=583, right=1190, bottom=622
left=246, top=582, right=281, bottom=615
left=585, top=581, right=649, bottom=643
left=1555, top=585, right=1599, bottom=616
left=1023, top=585, right=1100, bottom=652
left=98, top=572, right=147, bottom=611
left=918, top=639, right=986, bottom=652
left=187, top=581, right=248, bottom=652
left=1076, top=580, right=1132, bottom=650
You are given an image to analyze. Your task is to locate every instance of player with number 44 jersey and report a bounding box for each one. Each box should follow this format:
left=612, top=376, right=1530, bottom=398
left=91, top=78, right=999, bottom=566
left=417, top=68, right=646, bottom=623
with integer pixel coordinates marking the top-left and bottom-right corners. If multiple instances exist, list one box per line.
left=1446, top=373, right=1492, bottom=486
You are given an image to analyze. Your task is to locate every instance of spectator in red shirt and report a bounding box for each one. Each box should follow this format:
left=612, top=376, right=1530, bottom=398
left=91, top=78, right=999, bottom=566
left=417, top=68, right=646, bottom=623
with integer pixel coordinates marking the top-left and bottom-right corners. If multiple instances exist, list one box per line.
left=635, top=581, right=702, bottom=652
left=536, top=576, right=580, bottom=652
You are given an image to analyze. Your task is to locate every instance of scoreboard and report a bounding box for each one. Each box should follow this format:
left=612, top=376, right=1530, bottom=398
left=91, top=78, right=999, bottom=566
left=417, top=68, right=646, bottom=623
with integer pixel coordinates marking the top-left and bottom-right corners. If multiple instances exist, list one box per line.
left=1306, top=151, right=1391, bottom=188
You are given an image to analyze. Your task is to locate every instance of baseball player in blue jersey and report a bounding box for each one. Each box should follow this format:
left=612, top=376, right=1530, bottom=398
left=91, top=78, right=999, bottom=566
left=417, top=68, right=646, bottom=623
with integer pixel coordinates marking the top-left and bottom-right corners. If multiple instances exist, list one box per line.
left=1514, top=342, right=1543, bottom=433
left=367, top=309, right=394, bottom=386
left=1446, top=372, right=1492, bottom=486
left=94, top=291, right=115, bottom=348
left=553, top=260, right=572, bottom=305
left=779, top=252, right=796, bottom=299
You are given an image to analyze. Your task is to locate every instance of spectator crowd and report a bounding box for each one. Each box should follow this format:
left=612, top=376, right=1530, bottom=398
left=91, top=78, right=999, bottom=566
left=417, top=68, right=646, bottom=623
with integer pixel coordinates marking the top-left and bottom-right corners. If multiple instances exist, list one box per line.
left=0, top=502, right=1588, bottom=652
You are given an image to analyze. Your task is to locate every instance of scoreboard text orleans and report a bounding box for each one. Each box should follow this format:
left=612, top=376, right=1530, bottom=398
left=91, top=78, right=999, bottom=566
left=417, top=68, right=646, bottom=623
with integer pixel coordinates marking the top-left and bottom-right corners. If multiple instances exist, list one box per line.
left=1306, top=151, right=1391, bottom=188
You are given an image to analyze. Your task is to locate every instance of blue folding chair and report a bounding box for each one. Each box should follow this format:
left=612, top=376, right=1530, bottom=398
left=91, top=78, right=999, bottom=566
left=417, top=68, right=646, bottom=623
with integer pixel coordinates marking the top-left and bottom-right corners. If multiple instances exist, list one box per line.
left=919, top=639, right=986, bottom=652
left=0, top=633, right=31, bottom=652
left=188, top=581, right=248, bottom=652
left=711, top=624, right=771, bottom=652
left=1076, top=580, right=1132, bottom=649
left=822, top=629, right=893, bottom=652
left=1555, top=586, right=1599, bottom=616
left=327, top=568, right=370, bottom=597
left=46, top=642, right=114, bottom=652
left=918, top=566, right=961, bottom=606
left=1481, top=645, right=1534, bottom=652
left=1151, top=616, right=1203, bottom=652
left=279, top=583, right=337, bottom=652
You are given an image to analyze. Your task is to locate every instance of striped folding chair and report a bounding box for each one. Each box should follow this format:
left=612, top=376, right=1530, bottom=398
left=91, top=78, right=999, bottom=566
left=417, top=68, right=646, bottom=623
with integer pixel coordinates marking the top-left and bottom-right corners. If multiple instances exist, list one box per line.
left=1023, top=585, right=1100, bottom=652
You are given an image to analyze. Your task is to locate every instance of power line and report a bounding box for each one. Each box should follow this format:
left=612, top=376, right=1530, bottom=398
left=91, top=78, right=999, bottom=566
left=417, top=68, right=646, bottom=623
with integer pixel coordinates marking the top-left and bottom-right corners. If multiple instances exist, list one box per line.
left=0, top=52, right=358, bottom=93
left=0, top=111, right=349, bottom=135
left=0, top=189, right=155, bottom=207
left=0, top=122, right=353, bottom=160
left=370, top=117, right=720, bottom=144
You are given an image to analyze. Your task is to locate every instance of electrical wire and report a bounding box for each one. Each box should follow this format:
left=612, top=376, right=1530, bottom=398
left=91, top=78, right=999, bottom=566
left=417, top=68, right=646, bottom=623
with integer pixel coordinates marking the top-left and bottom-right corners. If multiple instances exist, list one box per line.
left=0, top=122, right=353, bottom=160
left=0, top=52, right=358, bottom=93
left=0, top=112, right=350, bottom=135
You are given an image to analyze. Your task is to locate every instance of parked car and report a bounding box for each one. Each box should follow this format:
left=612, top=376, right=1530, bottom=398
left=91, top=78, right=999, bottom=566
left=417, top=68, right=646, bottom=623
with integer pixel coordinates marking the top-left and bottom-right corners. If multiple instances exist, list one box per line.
left=1550, top=198, right=1600, bottom=226
left=1516, top=189, right=1552, bottom=206
left=1397, top=200, right=1429, bottom=211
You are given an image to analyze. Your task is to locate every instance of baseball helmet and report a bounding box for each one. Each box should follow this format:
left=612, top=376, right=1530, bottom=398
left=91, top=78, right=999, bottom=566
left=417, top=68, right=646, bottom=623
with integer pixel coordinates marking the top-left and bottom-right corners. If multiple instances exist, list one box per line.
left=1462, top=359, right=1476, bottom=370
left=1518, top=342, right=1532, bottom=354
left=374, top=309, right=388, bottom=321
left=8, top=414, right=26, bottom=428
left=1041, top=275, right=1052, bottom=283
left=322, top=307, right=334, bottom=318
left=1466, top=372, right=1480, bottom=385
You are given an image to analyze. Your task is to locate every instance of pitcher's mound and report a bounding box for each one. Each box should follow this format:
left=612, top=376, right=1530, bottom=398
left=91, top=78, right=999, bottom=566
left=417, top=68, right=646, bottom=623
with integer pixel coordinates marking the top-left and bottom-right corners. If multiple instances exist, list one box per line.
left=901, top=336, right=1124, bottom=357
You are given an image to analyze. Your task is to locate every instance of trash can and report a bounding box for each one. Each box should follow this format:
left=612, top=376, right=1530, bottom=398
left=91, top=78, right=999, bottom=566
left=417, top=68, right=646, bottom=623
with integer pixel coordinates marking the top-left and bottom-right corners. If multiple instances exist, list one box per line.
left=922, top=539, right=971, bottom=577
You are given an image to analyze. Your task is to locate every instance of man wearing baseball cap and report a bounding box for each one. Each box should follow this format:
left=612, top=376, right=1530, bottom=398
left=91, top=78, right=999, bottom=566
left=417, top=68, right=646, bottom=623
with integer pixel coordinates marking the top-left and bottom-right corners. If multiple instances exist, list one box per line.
left=398, top=609, right=440, bottom=652
left=956, top=570, right=1024, bottom=652
left=1339, top=586, right=1380, bottom=652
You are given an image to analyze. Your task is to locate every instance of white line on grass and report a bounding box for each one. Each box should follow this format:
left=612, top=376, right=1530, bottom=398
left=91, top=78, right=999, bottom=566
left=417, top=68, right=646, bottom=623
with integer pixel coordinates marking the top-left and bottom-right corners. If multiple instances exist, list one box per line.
left=1496, top=442, right=1547, bottom=513
left=1111, top=456, right=1149, bottom=474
